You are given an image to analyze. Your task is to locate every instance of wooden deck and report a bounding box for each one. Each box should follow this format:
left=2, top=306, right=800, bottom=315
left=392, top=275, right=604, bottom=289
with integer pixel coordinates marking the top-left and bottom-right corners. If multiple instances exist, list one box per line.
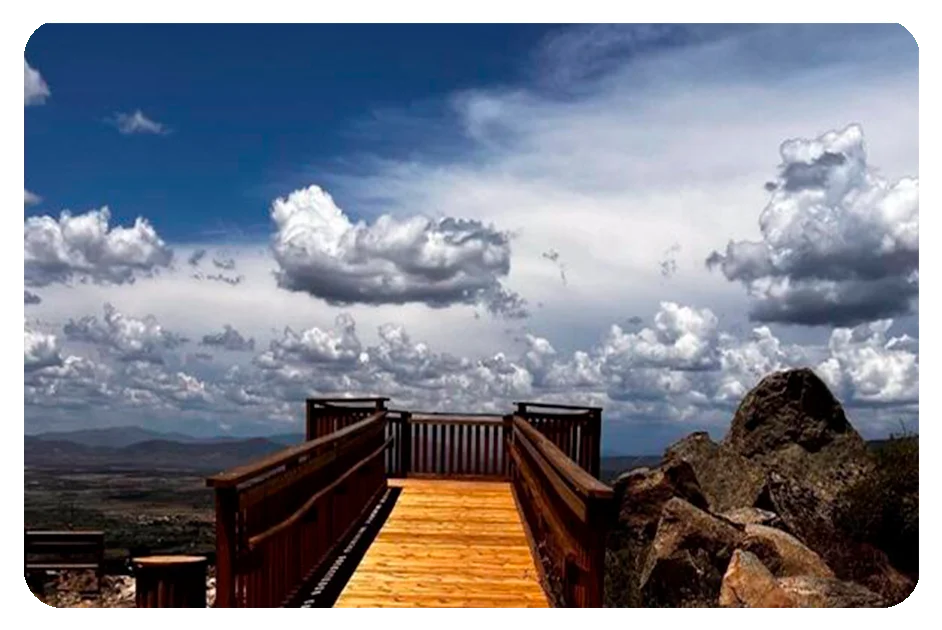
left=334, top=478, right=550, bottom=608
left=207, top=400, right=612, bottom=608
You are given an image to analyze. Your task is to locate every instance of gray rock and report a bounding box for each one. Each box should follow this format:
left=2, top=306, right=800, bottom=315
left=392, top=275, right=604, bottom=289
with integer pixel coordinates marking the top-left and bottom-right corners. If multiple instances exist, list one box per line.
left=606, top=460, right=709, bottom=607
left=665, top=431, right=767, bottom=513
left=742, top=523, right=834, bottom=578
left=719, top=550, right=797, bottom=608
left=719, top=507, right=783, bottom=529
left=777, top=576, right=886, bottom=608
left=766, top=471, right=915, bottom=605
left=640, top=497, right=744, bottom=607
left=723, top=368, right=872, bottom=503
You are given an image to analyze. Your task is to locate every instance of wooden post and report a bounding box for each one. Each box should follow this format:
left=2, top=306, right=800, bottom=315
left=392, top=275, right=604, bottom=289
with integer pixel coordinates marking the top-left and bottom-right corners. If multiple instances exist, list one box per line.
left=401, top=411, right=412, bottom=476
left=214, top=487, right=238, bottom=607
left=502, top=414, right=513, bottom=478
left=588, top=409, right=602, bottom=479
left=582, top=496, right=610, bottom=607
left=305, top=399, right=315, bottom=441
left=133, top=555, right=207, bottom=607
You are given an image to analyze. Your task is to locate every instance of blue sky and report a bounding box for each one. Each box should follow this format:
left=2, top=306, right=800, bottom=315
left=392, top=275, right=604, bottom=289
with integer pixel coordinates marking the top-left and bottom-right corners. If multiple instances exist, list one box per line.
left=24, top=24, right=919, bottom=453
left=25, top=24, right=556, bottom=241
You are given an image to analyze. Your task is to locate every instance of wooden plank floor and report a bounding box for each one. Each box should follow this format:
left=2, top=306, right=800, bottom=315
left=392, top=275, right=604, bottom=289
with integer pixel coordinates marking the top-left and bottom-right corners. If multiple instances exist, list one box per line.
left=334, top=478, right=550, bottom=608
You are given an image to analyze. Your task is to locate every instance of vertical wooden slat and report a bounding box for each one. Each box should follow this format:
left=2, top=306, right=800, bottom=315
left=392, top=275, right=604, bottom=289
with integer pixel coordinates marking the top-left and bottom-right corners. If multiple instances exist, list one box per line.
left=468, top=425, right=475, bottom=475
left=403, top=413, right=412, bottom=476
left=455, top=424, right=465, bottom=475
left=491, top=424, right=503, bottom=475
left=422, top=424, right=430, bottom=472
left=446, top=424, right=454, bottom=475
left=439, top=424, right=446, bottom=475
left=483, top=425, right=490, bottom=475
left=478, top=424, right=485, bottom=475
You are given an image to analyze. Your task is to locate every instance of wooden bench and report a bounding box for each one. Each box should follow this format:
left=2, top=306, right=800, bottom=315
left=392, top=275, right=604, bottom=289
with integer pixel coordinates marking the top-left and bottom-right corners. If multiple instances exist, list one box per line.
left=25, top=531, right=105, bottom=593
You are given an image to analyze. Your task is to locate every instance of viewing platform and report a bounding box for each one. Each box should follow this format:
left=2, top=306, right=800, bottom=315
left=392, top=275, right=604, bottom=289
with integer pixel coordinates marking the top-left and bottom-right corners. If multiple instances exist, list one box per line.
left=205, top=398, right=615, bottom=608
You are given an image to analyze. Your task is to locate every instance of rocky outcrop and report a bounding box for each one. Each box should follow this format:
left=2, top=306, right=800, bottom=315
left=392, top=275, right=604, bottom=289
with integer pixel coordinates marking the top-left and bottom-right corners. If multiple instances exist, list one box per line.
left=741, top=524, right=834, bottom=578
left=639, top=498, right=744, bottom=607
left=604, top=367, right=915, bottom=608
left=719, top=551, right=885, bottom=608
left=664, top=432, right=766, bottom=513
left=612, top=459, right=708, bottom=532
left=777, top=576, right=885, bottom=608
left=724, top=368, right=872, bottom=502
left=606, top=460, right=709, bottom=606
left=719, top=550, right=797, bottom=608
left=764, top=470, right=915, bottom=604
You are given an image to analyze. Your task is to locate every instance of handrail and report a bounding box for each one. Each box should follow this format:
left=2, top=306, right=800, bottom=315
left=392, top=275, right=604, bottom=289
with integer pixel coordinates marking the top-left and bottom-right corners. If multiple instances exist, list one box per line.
left=513, top=418, right=612, bottom=499
left=247, top=435, right=393, bottom=550
left=510, top=414, right=614, bottom=607
left=210, top=409, right=388, bottom=607
left=515, top=401, right=603, bottom=412
left=396, top=410, right=506, bottom=418
left=207, top=411, right=385, bottom=488
left=308, top=397, right=389, bottom=404
left=205, top=397, right=607, bottom=607
left=409, top=415, right=505, bottom=425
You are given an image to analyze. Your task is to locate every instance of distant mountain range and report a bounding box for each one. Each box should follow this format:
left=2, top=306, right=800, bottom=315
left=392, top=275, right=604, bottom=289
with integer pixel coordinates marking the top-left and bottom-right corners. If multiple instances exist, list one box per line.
left=24, top=426, right=305, bottom=473
left=24, top=425, right=903, bottom=478
left=28, top=426, right=304, bottom=448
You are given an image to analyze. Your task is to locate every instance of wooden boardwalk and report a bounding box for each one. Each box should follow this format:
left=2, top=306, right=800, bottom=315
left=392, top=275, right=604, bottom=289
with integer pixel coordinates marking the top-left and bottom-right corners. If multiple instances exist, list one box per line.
left=334, top=478, right=550, bottom=608
left=207, top=401, right=613, bottom=608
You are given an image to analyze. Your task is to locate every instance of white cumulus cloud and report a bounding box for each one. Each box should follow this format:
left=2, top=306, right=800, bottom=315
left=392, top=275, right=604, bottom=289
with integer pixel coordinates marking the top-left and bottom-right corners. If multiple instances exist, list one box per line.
left=270, top=185, right=527, bottom=318
left=707, top=124, right=918, bottom=326
left=25, top=207, right=173, bottom=287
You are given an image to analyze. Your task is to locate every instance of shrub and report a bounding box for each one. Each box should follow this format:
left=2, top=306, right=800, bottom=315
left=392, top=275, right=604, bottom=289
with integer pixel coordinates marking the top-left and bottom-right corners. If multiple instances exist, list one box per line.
left=834, top=430, right=918, bottom=576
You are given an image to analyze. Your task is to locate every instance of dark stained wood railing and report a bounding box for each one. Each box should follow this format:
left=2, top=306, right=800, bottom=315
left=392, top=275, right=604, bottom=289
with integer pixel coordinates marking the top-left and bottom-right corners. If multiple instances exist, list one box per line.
left=509, top=415, right=614, bottom=607
left=207, top=411, right=389, bottom=607
left=515, top=402, right=602, bottom=479
left=206, top=398, right=608, bottom=607
left=384, top=409, right=411, bottom=478
left=397, top=413, right=511, bottom=479
left=305, top=397, right=389, bottom=440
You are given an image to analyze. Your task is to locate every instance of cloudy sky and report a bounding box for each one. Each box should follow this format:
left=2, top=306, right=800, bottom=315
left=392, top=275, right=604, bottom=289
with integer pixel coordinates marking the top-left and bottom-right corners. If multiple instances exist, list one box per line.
left=24, top=24, right=918, bottom=453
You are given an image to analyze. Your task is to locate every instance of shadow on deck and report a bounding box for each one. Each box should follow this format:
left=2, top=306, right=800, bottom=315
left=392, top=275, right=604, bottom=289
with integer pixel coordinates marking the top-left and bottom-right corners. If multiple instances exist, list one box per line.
left=204, top=399, right=615, bottom=608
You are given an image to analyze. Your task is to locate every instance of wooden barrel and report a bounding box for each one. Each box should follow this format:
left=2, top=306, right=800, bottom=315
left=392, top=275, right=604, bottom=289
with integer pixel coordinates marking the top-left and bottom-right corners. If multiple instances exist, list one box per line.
left=133, top=555, right=207, bottom=608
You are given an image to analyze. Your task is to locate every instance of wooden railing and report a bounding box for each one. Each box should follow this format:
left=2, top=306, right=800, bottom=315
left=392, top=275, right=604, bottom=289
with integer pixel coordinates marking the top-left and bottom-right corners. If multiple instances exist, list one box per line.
left=207, top=411, right=389, bottom=607
left=206, top=398, right=608, bottom=608
left=393, top=413, right=511, bottom=479
left=515, top=402, right=602, bottom=479
left=509, top=415, right=614, bottom=607
left=306, top=397, right=389, bottom=440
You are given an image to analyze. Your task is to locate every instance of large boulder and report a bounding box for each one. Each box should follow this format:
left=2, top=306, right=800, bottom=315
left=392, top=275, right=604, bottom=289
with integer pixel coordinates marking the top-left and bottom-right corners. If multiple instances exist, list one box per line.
left=777, top=576, right=886, bottom=608
left=723, top=368, right=872, bottom=502
left=606, top=460, right=708, bottom=606
left=719, top=550, right=797, bottom=608
left=741, top=523, right=834, bottom=578
left=612, top=459, right=709, bottom=532
left=640, top=498, right=744, bottom=607
left=664, top=432, right=767, bottom=513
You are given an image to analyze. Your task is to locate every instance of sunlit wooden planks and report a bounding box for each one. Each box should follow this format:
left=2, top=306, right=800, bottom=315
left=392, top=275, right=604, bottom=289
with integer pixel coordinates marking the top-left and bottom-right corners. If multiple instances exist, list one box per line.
left=334, top=478, right=549, bottom=608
